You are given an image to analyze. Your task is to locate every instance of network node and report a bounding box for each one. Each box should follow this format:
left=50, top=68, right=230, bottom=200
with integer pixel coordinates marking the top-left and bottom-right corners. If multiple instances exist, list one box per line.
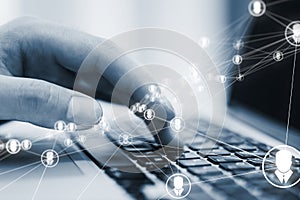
left=218, top=75, right=227, bottom=83
left=165, top=173, right=191, bottom=199
left=232, top=55, right=243, bottom=65
left=170, top=117, right=185, bottom=132
left=21, top=139, right=32, bottom=151
left=130, top=104, right=137, bottom=113
left=6, top=139, right=21, bottom=154
left=285, top=21, right=300, bottom=47
left=54, top=120, right=66, bottom=131
left=233, top=39, right=244, bottom=50
left=137, top=104, right=147, bottom=113
left=248, top=0, right=266, bottom=17
left=144, top=109, right=155, bottom=120
left=66, top=122, right=77, bottom=132
left=273, top=51, right=284, bottom=61
left=41, top=149, right=59, bottom=168
left=198, top=37, right=210, bottom=48
left=98, top=118, right=110, bottom=131
left=0, top=140, right=4, bottom=152
left=262, top=145, right=300, bottom=188
left=236, top=74, right=244, bottom=81
left=64, top=138, right=73, bottom=147
left=77, top=135, right=86, bottom=144
left=119, top=133, right=133, bottom=146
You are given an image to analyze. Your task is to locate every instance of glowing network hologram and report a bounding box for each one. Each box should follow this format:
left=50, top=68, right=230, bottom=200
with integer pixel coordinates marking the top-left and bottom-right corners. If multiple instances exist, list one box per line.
left=21, top=139, right=32, bottom=151
left=6, top=139, right=21, bottom=154
left=248, top=0, right=266, bottom=17
left=236, top=74, right=244, bottom=82
left=165, top=173, right=191, bottom=199
left=41, top=149, right=59, bottom=168
left=262, top=145, right=300, bottom=188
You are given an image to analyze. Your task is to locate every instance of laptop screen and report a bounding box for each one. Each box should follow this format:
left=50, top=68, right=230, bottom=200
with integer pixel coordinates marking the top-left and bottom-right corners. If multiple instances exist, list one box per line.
left=229, top=0, right=300, bottom=131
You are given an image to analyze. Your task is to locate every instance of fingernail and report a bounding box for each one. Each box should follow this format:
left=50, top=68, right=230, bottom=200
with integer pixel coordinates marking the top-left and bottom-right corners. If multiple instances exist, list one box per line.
left=67, top=95, right=102, bottom=126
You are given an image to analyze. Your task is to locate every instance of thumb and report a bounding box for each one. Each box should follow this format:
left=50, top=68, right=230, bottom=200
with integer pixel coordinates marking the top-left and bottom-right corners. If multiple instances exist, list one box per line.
left=0, top=75, right=102, bottom=128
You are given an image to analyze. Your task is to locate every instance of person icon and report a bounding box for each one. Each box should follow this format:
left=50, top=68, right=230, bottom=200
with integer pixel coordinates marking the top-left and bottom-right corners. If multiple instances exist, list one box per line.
left=46, top=151, right=54, bottom=166
left=144, top=109, right=155, bottom=120
left=292, top=23, right=300, bottom=44
left=41, top=149, right=59, bottom=168
left=6, top=139, right=21, bottom=154
left=275, top=149, right=293, bottom=184
left=173, top=176, right=184, bottom=197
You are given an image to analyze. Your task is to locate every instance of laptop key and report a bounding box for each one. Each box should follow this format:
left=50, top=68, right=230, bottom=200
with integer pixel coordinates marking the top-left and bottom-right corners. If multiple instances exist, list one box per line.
left=247, top=158, right=263, bottom=166
left=198, top=149, right=231, bottom=158
left=179, top=151, right=200, bottom=159
left=188, top=166, right=223, bottom=177
left=223, top=144, right=257, bottom=152
left=177, top=158, right=211, bottom=168
left=219, top=162, right=255, bottom=171
left=207, top=155, right=242, bottom=164
left=219, top=137, right=244, bottom=145
left=235, top=151, right=265, bottom=159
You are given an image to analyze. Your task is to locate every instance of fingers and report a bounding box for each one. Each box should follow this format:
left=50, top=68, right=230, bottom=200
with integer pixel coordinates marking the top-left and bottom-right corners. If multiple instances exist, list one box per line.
left=0, top=75, right=102, bottom=129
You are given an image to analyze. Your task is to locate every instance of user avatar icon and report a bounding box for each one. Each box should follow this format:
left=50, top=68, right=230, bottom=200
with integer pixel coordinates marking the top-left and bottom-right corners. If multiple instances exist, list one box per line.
left=275, top=149, right=293, bottom=184
left=21, top=139, right=32, bottom=151
left=166, top=173, right=191, bottom=199
left=173, top=176, right=184, bottom=196
left=170, top=117, right=185, bottom=132
left=41, top=149, right=59, bottom=168
left=292, top=23, right=300, bottom=44
left=144, top=109, right=155, bottom=120
left=6, top=139, right=21, bottom=154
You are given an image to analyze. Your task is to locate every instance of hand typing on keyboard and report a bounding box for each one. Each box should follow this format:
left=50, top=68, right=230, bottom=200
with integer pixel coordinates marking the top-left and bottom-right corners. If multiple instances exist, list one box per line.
left=0, top=17, right=176, bottom=145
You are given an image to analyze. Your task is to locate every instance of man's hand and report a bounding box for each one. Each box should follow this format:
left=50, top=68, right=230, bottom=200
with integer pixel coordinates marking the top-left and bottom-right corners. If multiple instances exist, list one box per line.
left=0, top=17, right=176, bottom=146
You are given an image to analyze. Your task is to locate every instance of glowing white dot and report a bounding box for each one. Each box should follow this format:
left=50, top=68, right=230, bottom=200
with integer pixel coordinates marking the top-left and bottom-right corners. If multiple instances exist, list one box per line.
left=198, top=37, right=210, bottom=48
left=64, top=138, right=73, bottom=147
left=236, top=74, right=245, bottom=81
left=248, top=0, right=266, bottom=17
left=144, top=109, right=155, bottom=120
left=170, top=117, right=185, bottom=132
left=273, top=51, right=283, bottom=61
left=219, top=75, right=227, bottom=83
left=21, top=139, right=32, bottom=151
left=67, top=122, right=77, bottom=132
left=232, top=55, right=243, bottom=65
left=119, top=134, right=132, bottom=146
left=54, top=120, right=66, bottom=131
left=233, top=39, right=244, bottom=50
left=137, top=104, right=147, bottom=113
left=6, top=139, right=21, bottom=154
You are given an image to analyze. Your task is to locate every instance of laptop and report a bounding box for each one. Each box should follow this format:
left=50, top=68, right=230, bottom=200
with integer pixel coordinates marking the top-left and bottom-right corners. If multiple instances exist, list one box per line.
left=0, top=1, right=300, bottom=200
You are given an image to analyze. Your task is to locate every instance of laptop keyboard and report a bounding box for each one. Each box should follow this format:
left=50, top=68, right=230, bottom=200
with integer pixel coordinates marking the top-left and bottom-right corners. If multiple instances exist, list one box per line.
left=102, top=128, right=300, bottom=200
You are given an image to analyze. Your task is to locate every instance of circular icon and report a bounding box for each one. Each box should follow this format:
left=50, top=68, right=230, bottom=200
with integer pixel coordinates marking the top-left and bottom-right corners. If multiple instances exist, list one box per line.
left=77, top=135, right=86, bottom=144
left=166, top=173, right=191, bottom=199
left=218, top=75, right=227, bottom=83
left=54, top=120, right=66, bottom=131
left=66, top=122, right=77, bottom=132
left=21, top=139, right=32, bottom=151
left=119, top=134, right=133, bottom=146
left=232, top=55, right=243, bottom=65
left=233, top=39, right=244, bottom=50
left=285, top=21, right=300, bottom=47
left=273, top=51, right=284, bottom=61
left=6, top=139, right=21, bottom=154
left=137, top=104, right=147, bottom=113
left=236, top=74, right=244, bottom=82
left=41, top=149, right=59, bottom=168
left=64, top=138, right=73, bottom=147
left=262, top=145, right=300, bottom=188
left=144, top=109, right=155, bottom=120
left=248, top=0, right=266, bottom=17
left=0, top=140, right=5, bottom=152
left=170, top=117, right=185, bottom=132
left=198, top=37, right=210, bottom=48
